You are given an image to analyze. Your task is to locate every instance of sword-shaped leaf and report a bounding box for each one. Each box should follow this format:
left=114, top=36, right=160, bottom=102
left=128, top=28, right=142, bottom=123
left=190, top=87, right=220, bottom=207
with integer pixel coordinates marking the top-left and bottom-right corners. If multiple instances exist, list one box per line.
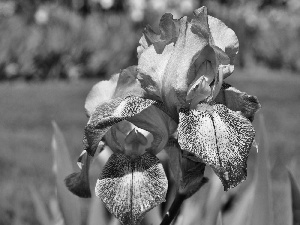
left=249, top=114, right=273, bottom=225
left=52, top=121, right=81, bottom=225
left=288, top=170, right=300, bottom=224
left=29, top=185, right=52, bottom=225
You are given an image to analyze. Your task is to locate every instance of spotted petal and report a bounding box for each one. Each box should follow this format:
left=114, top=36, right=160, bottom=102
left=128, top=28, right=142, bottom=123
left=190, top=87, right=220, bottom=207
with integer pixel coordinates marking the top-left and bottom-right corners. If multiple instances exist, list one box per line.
left=85, top=73, right=119, bottom=117
left=138, top=9, right=210, bottom=114
left=96, top=152, right=168, bottom=225
left=208, top=15, right=239, bottom=65
left=178, top=103, right=255, bottom=190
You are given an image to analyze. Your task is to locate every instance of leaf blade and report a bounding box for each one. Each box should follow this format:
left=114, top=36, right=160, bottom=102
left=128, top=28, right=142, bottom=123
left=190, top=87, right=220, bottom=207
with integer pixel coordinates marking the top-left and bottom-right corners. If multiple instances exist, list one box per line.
left=288, top=170, right=300, bottom=224
left=52, top=121, right=81, bottom=225
left=29, top=185, right=52, bottom=225
left=250, top=114, right=273, bottom=225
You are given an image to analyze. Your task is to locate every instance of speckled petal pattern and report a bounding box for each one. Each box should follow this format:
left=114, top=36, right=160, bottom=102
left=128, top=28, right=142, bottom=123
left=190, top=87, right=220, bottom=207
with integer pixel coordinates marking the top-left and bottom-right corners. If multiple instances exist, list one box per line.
left=96, top=152, right=168, bottom=225
left=215, top=83, right=261, bottom=122
left=178, top=103, right=255, bottom=190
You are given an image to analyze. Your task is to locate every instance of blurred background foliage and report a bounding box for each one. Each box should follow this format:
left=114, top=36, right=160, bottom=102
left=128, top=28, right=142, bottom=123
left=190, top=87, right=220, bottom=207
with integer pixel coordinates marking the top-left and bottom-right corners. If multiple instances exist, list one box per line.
left=0, top=0, right=300, bottom=81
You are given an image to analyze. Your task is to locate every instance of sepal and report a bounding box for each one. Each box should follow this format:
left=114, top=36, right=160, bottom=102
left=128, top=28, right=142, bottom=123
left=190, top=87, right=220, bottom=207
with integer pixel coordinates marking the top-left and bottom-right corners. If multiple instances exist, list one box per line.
left=178, top=103, right=255, bottom=190
left=96, top=152, right=168, bottom=225
left=65, top=151, right=92, bottom=198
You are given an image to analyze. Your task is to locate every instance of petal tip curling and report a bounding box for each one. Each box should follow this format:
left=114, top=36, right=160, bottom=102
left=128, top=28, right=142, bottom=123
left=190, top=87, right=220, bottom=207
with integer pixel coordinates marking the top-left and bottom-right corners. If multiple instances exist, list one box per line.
left=178, top=103, right=255, bottom=191
left=65, top=172, right=91, bottom=198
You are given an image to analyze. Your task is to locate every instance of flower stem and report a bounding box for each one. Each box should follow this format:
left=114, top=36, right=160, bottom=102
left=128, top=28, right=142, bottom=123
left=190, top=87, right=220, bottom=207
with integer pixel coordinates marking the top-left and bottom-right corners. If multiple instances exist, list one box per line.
left=160, top=175, right=209, bottom=225
left=160, top=192, right=186, bottom=225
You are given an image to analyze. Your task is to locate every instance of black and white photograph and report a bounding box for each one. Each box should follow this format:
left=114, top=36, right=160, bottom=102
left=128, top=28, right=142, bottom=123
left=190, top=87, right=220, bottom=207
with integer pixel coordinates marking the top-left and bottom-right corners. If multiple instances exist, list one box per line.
left=0, top=0, right=299, bottom=224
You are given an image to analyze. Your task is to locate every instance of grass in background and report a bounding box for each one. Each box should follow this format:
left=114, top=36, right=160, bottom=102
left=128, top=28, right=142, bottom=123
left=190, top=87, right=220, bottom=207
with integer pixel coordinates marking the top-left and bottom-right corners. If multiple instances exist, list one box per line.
left=0, top=66, right=300, bottom=224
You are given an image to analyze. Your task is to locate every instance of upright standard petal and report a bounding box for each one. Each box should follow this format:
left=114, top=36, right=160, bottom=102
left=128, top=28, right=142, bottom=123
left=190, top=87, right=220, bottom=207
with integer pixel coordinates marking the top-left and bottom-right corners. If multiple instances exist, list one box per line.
left=215, top=83, right=261, bottom=121
left=177, top=103, right=255, bottom=190
left=138, top=7, right=239, bottom=117
left=208, top=15, right=239, bottom=65
left=85, top=66, right=148, bottom=118
left=85, top=73, right=119, bottom=117
left=95, top=152, right=168, bottom=225
left=139, top=10, right=210, bottom=114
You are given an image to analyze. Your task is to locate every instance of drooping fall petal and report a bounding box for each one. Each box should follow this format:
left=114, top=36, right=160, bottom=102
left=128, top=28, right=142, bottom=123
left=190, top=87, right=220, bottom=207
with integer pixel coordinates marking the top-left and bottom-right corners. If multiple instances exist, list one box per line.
left=65, top=150, right=92, bottom=198
left=177, top=103, right=255, bottom=190
left=95, top=152, right=168, bottom=225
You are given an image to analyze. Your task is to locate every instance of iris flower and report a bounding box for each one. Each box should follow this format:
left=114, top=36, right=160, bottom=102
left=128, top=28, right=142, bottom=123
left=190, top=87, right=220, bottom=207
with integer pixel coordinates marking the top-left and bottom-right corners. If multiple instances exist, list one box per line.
left=65, top=6, right=260, bottom=225
left=66, top=67, right=177, bottom=224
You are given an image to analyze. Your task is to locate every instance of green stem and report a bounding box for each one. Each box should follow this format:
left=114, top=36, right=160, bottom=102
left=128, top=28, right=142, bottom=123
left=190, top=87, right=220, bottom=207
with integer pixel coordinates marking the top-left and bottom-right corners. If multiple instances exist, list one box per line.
left=160, top=193, right=186, bottom=225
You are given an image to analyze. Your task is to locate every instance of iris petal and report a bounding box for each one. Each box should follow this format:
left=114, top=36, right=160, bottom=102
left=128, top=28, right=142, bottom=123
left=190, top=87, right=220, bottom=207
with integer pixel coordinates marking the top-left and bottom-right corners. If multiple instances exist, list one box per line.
left=138, top=7, right=239, bottom=116
left=215, top=83, right=261, bottom=121
left=208, top=15, right=239, bottom=65
left=95, top=152, right=168, bottom=225
left=85, top=73, right=119, bottom=117
left=127, top=105, right=177, bottom=155
left=85, top=66, right=148, bottom=118
left=178, top=103, right=255, bottom=190
left=85, top=96, right=162, bottom=156
left=142, top=13, right=180, bottom=54
left=65, top=150, right=92, bottom=198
